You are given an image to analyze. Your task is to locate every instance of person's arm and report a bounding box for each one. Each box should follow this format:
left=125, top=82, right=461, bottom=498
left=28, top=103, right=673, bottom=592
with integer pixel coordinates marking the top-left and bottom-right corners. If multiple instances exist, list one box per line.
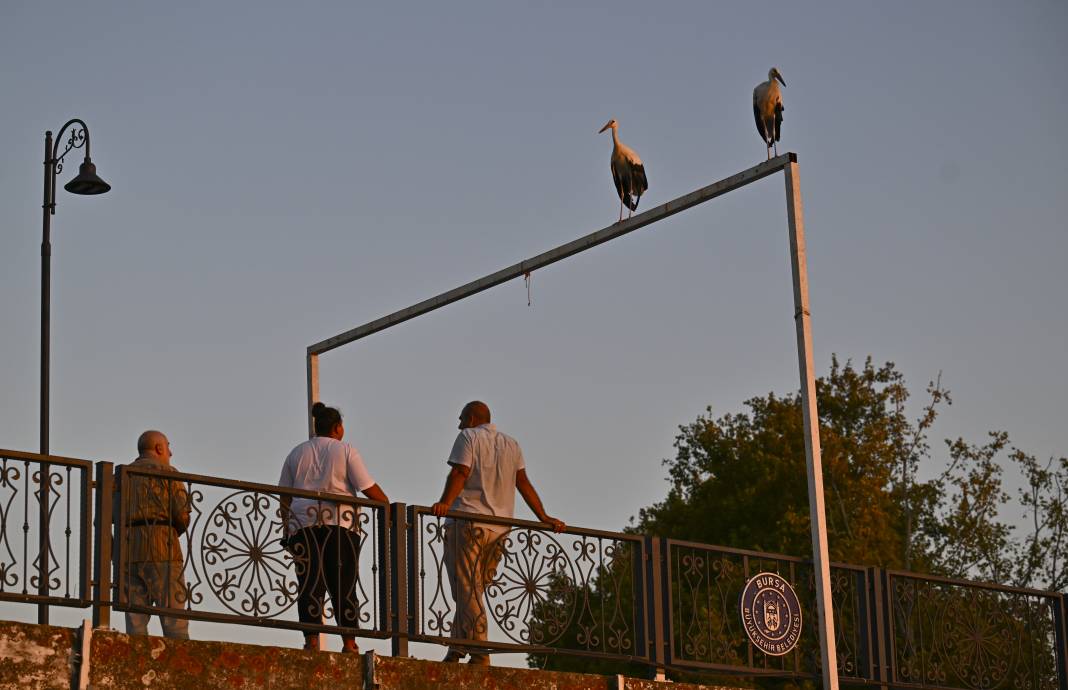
left=171, top=480, right=191, bottom=535
left=278, top=456, right=296, bottom=536
left=516, top=468, right=565, bottom=532
left=344, top=445, right=388, bottom=503
left=432, top=464, right=471, bottom=517
left=362, top=483, right=389, bottom=503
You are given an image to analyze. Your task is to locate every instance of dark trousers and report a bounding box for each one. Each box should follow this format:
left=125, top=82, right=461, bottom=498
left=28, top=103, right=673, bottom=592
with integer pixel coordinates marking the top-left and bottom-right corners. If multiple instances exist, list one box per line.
left=290, top=525, right=363, bottom=631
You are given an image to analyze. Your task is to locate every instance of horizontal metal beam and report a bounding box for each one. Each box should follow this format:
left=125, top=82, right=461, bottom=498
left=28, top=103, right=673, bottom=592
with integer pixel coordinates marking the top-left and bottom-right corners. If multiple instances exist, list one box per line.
left=308, top=152, right=796, bottom=356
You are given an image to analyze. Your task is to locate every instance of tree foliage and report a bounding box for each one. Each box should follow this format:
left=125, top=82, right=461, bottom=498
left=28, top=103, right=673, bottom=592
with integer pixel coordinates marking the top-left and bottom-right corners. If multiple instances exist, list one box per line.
left=531, top=356, right=1067, bottom=677
left=634, top=355, right=1066, bottom=590
left=636, top=357, right=922, bottom=569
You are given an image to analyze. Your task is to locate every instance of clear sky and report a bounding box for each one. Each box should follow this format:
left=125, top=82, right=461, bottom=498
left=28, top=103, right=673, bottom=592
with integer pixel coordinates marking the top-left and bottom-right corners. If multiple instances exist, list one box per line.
left=1, top=0, right=1065, bottom=655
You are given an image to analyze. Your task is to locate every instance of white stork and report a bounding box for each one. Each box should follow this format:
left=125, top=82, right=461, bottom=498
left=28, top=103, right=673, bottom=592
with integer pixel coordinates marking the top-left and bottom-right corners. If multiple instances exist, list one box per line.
left=753, top=67, right=786, bottom=159
left=598, top=119, right=648, bottom=222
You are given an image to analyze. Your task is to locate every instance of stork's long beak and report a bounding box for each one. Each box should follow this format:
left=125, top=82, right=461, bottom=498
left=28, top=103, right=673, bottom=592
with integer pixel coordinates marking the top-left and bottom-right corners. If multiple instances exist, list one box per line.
left=775, top=73, right=786, bottom=86
left=598, top=121, right=612, bottom=134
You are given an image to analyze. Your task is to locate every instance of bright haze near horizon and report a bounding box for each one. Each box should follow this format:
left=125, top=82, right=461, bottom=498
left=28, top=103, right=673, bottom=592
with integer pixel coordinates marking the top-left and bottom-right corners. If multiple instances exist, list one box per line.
left=1, top=0, right=1065, bottom=660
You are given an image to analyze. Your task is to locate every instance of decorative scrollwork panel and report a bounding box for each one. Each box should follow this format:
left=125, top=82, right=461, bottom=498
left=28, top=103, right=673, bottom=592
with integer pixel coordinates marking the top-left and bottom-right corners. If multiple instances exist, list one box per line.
left=413, top=512, right=646, bottom=660
left=0, top=453, right=92, bottom=606
left=115, top=469, right=386, bottom=636
left=889, top=575, right=1062, bottom=690
left=665, top=542, right=871, bottom=679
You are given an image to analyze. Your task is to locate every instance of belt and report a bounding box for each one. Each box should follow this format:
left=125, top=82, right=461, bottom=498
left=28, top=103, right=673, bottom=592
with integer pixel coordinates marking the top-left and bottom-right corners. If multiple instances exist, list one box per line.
left=127, top=519, right=175, bottom=528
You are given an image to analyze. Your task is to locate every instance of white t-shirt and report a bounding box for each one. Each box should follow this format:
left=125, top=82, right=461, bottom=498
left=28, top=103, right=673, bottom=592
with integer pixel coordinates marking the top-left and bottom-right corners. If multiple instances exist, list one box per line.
left=447, top=423, right=525, bottom=518
left=278, top=437, right=375, bottom=531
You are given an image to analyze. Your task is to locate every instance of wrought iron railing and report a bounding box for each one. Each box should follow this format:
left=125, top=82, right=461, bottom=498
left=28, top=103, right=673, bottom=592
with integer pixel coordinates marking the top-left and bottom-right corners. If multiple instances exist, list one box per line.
left=885, top=570, right=1065, bottom=690
left=0, top=448, right=93, bottom=608
left=1, top=449, right=1065, bottom=690
left=113, top=465, right=390, bottom=639
left=404, top=505, right=649, bottom=662
left=661, top=539, right=874, bottom=679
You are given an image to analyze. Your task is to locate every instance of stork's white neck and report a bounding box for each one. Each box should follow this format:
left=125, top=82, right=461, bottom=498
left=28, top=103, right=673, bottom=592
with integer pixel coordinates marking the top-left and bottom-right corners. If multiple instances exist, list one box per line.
left=611, top=127, right=620, bottom=147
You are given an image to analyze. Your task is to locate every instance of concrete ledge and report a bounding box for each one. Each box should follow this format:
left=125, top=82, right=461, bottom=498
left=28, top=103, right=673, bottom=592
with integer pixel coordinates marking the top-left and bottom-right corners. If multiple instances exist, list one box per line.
left=89, top=630, right=365, bottom=689
left=373, top=654, right=731, bottom=690
left=0, top=619, right=76, bottom=690
left=1, top=618, right=737, bottom=689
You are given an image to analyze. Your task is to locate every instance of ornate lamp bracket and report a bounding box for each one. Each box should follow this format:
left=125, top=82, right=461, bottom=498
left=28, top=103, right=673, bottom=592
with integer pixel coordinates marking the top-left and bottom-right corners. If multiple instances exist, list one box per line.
left=47, top=118, right=93, bottom=213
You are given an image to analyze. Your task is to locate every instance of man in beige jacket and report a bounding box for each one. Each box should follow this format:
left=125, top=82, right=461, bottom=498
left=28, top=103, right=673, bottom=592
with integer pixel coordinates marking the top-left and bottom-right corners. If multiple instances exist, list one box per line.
left=123, top=430, right=190, bottom=639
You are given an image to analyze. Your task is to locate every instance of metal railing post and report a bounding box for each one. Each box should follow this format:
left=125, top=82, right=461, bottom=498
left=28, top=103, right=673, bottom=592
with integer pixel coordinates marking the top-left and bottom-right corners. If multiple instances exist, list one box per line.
left=868, top=567, right=890, bottom=689
left=645, top=536, right=667, bottom=681
left=79, top=461, right=92, bottom=604
left=376, top=502, right=388, bottom=637
left=406, top=505, right=419, bottom=645
left=112, top=465, right=127, bottom=610
left=388, top=502, right=408, bottom=656
left=631, top=536, right=648, bottom=669
left=1055, top=592, right=1068, bottom=690
left=91, top=461, right=114, bottom=629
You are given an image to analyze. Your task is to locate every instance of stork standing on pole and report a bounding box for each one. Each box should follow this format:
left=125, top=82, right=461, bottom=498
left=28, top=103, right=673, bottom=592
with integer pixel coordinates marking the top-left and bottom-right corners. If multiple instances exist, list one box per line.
left=753, top=67, right=786, bottom=159
left=598, top=119, right=648, bottom=223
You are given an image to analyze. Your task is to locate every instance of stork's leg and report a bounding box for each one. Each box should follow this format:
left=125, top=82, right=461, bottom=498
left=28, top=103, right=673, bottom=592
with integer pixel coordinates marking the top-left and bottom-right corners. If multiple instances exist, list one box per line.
left=618, top=197, right=624, bottom=223
left=773, top=141, right=779, bottom=157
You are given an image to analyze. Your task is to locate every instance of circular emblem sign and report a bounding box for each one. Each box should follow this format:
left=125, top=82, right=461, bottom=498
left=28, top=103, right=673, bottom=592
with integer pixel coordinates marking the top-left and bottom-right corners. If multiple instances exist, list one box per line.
left=739, top=572, right=803, bottom=656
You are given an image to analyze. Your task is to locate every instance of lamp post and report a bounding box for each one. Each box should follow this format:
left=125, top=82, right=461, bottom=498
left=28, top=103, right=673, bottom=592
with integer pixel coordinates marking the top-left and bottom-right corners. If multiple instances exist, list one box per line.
left=38, top=120, right=110, bottom=624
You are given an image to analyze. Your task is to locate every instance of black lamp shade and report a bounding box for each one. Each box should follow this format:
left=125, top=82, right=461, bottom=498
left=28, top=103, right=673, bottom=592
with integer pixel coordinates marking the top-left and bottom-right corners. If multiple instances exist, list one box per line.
left=64, top=158, right=110, bottom=195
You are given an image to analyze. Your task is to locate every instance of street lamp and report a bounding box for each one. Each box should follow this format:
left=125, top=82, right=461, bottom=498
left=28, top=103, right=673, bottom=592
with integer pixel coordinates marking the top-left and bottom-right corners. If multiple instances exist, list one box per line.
left=37, top=119, right=110, bottom=624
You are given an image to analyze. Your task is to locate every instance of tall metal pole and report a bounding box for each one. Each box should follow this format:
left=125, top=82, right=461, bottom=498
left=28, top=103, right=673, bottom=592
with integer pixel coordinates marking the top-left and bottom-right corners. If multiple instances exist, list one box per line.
left=303, top=352, right=328, bottom=633
left=306, top=352, right=319, bottom=438
left=41, top=131, right=53, bottom=457
left=784, top=158, right=838, bottom=689
left=39, top=130, right=54, bottom=624
left=34, top=120, right=109, bottom=625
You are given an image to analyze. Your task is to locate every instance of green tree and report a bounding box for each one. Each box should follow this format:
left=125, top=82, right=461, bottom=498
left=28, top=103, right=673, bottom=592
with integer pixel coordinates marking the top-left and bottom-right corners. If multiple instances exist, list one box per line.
left=530, top=356, right=1067, bottom=680
left=923, top=433, right=1068, bottom=591
left=636, top=356, right=947, bottom=569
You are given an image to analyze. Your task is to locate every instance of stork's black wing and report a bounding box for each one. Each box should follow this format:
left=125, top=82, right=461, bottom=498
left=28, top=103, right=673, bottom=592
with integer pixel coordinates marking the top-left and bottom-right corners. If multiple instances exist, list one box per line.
left=753, top=101, right=770, bottom=145
left=774, top=102, right=784, bottom=142
left=610, top=160, right=625, bottom=202
left=630, top=163, right=647, bottom=211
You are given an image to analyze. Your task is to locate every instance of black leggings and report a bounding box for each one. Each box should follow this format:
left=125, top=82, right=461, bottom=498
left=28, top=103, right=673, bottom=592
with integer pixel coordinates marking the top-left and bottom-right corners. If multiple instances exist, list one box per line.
left=290, top=526, right=363, bottom=629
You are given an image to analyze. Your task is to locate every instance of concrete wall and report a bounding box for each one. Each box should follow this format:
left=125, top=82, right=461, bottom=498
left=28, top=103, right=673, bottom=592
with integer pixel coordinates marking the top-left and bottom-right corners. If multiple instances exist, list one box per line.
left=0, top=619, right=736, bottom=690
left=0, top=620, right=76, bottom=690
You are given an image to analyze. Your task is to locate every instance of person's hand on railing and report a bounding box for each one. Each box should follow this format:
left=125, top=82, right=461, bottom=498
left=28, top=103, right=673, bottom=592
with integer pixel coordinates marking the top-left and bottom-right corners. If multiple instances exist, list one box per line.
left=433, top=465, right=470, bottom=518
left=541, top=516, right=566, bottom=533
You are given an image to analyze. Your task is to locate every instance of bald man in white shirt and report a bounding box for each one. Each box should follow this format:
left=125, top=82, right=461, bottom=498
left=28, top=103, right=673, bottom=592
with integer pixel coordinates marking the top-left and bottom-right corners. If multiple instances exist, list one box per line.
left=432, top=400, right=564, bottom=665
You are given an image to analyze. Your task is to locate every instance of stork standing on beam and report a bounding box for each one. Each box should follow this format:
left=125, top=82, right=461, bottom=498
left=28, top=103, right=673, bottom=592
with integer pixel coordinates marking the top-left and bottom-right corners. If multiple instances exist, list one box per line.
left=753, top=67, right=786, bottom=159
left=598, top=119, right=648, bottom=223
